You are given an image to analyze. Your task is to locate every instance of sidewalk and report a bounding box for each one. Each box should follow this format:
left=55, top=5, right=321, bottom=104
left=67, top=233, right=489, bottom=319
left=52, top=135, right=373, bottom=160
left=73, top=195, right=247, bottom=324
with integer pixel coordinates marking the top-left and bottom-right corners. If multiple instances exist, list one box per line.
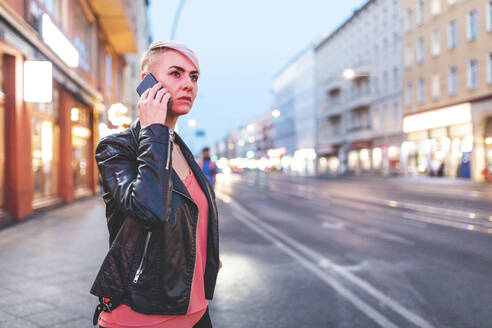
left=0, top=197, right=107, bottom=327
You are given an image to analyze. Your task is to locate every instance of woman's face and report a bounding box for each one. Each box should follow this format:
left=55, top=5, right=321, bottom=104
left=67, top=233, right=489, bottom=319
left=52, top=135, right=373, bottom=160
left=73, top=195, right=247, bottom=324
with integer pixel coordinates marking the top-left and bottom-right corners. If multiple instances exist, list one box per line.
left=145, top=49, right=199, bottom=116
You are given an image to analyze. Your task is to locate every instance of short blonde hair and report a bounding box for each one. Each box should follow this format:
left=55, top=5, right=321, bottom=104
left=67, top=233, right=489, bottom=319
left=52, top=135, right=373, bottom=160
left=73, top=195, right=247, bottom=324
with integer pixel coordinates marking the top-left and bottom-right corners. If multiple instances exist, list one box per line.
left=140, top=40, right=200, bottom=73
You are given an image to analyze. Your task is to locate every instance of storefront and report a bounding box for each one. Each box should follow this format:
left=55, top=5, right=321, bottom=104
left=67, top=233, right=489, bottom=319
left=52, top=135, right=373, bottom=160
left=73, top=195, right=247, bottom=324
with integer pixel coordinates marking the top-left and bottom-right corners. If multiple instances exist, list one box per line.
left=317, top=145, right=341, bottom=175
left=30, top=88, right=60, bottom=207
left=402, top=103, right=474, bottom=178
left=347, top=141, right=372, bottom=174
left=71, top=105, right=93, bottom=196
left=0, top=55, right=4, bottom=215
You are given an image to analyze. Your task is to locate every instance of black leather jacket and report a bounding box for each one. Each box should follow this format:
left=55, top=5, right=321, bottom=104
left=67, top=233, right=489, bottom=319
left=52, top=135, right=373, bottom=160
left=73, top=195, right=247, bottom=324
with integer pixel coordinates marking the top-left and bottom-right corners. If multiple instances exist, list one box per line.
left=90, top=120, right=219, bottom=315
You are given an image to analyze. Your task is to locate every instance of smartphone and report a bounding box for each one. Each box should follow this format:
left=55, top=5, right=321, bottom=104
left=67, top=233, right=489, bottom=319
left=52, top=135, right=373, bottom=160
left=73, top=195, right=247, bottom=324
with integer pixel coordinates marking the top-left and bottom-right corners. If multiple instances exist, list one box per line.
left=136, top=73, right=173, bottom=110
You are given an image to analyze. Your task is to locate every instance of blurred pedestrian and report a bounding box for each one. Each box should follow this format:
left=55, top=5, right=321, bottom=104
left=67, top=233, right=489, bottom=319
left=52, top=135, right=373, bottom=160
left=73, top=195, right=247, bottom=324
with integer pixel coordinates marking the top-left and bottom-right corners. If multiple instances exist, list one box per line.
left=91, top=41, right=221, bottom=328
left=198, top=147, right=220, bottom=188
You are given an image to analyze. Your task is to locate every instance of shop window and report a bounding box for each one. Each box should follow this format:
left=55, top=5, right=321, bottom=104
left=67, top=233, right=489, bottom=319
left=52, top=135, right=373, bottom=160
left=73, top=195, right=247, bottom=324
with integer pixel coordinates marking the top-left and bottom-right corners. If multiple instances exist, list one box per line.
left=71, top=107, right=91, bottom=193
left=372, top=148, right=383, bottom=170
left=31, top=89, right=60, bottom=201
left=448, top=20, right=457, bottom=49
left=0, top=55, right=3, bottom=209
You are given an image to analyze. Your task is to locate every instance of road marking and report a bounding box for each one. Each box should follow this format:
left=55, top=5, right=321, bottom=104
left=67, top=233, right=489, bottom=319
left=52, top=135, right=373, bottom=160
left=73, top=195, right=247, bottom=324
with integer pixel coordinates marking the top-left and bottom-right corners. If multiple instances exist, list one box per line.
left=220, top=193, right=434, bottom=328
left=317, top=215, right=414, bottom=246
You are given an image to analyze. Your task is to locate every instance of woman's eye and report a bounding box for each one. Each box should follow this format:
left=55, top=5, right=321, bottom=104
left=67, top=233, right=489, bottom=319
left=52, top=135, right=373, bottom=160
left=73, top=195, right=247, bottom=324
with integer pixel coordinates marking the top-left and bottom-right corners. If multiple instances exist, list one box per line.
left=191, top=76, right=198, bottom=82
left=171, top=71, right=180, bottom=77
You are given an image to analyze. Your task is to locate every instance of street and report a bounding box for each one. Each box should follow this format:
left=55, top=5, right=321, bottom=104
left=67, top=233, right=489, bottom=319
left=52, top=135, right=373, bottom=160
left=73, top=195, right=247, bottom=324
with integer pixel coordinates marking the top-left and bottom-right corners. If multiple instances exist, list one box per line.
left=0, top=173, right=491, bottom=327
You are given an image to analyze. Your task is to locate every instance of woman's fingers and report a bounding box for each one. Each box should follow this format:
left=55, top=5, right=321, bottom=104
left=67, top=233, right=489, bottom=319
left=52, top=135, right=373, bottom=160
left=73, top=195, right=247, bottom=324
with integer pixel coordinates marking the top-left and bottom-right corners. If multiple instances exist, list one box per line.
left=154, top=88, right=168, bottom=105
left=146, top=82, right=162, bottom=101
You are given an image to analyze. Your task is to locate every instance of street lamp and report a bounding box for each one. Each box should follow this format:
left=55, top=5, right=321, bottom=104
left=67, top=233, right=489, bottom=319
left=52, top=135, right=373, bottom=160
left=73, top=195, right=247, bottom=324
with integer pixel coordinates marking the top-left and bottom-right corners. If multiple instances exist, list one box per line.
left=343, top=68, right=355, bottom=79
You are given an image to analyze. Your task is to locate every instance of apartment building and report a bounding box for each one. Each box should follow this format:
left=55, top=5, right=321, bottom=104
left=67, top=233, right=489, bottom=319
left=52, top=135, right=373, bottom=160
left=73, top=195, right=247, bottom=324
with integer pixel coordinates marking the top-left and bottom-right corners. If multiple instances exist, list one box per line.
left=315, top=0, right=403, bottom=176
left=272, top=47, right=317, bottom=175
left=402, top=0, right=492, bottom=180
left=0, top=0, right=144, bottom=220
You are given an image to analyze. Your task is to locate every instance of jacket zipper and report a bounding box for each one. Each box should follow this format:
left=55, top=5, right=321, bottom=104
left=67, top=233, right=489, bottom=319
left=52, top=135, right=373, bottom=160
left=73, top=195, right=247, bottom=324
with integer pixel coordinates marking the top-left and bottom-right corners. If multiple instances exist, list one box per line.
left=133, top=231, right=152, bottom=284
left=165, top=128, right=174, bottom=170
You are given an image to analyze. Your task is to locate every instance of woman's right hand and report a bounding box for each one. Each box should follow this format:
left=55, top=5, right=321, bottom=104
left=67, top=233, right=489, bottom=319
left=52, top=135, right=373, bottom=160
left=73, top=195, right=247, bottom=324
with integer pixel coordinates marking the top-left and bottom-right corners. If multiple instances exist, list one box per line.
left=138, top=82, right=172, bottom=128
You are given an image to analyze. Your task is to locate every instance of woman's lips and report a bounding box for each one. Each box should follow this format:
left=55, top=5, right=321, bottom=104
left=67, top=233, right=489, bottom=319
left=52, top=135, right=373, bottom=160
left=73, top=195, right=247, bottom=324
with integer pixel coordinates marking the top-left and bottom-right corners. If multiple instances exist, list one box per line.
left=177, top=97, right=191, bottom=103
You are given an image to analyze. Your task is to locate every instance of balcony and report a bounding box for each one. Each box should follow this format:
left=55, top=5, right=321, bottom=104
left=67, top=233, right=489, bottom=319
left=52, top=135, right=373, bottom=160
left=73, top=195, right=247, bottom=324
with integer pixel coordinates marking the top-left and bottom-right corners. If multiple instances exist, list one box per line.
left=89, top=0, right=137, bottom=53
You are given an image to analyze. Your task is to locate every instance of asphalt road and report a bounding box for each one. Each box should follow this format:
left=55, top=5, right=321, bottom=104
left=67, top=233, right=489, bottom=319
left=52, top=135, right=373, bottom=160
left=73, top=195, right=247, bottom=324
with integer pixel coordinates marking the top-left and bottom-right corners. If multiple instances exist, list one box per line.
left=211, top=172, right=492, bottom=328
left=0, top=172, right=490, bottom=327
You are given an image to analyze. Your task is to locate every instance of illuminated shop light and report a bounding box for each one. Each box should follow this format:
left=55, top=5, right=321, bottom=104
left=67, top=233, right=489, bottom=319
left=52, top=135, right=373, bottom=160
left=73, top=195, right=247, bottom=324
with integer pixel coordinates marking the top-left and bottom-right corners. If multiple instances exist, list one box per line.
left=24, top=61, right=52, bottom=103
left=403, top=103, right=471, bottom=133
left=71, top=108, right=80, bottom=122
left=42, top=14, right=79, bottom=67
left=72, top=126, right=91, bottom=139
left=108, top=103, right=131, bottom=127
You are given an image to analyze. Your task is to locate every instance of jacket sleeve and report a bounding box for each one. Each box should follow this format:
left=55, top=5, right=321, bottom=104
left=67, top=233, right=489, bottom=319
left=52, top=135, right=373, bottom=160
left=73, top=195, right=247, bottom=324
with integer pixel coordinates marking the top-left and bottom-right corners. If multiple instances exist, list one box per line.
left=95, top=123, right=174, bottom=230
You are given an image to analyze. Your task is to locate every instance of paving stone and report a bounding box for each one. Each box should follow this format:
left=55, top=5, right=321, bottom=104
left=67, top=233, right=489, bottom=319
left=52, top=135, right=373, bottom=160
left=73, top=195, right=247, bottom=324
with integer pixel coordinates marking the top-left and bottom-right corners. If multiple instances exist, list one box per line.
left=0, top=317, right=41, bottom=328
left=23, top=308, right=82, bottom=327
left=3, top=300, right=56, bottom=317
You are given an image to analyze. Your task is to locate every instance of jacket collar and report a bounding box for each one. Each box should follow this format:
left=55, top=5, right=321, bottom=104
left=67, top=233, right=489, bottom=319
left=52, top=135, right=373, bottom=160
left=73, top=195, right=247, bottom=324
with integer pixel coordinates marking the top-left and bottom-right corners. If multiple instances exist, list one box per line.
left=130, top=119, right=213, bottom=209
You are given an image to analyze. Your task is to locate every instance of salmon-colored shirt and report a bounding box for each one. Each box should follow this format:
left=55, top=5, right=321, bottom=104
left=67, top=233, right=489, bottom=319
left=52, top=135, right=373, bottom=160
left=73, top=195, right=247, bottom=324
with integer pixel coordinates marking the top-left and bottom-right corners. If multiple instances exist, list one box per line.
left=99, top=168, right=209, bottom=328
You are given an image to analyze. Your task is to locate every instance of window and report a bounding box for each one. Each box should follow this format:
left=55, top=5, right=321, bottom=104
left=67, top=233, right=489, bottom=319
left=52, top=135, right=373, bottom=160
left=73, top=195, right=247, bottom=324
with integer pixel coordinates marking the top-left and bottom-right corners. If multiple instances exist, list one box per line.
left=73, top=0, right=92, bottom=72
left=405, top=44, right=413, bottom=67
left=406, top=9, right=413, bottom=31
left=488, top=53, right=492, bottom=84
left=417, top=37, right=425, bottom=63
left=393, top=67, right=399, bottom=90
left=431, top=0, right=441, bottom=16
left=448, top=20, right=457, bottom=49
left=467, top=59, right=478, bottom=89
left=432, top=74, right=440, bottom=99
left=105, top=54, right=112, bottom=97
left=406, top=82, right=413, bottom=106
left=383, top=71, right=389, bottom=93
left=467, top=10, right=478, bottom=41
left=487, top=1, right=492, bottom=32
left=448, top=67, right=458, bottom=94
left=431, top=29, right=441, bottom=56
left=417, top=1, right=425, bottom=25
left=418, top=78, right=425, bottom=103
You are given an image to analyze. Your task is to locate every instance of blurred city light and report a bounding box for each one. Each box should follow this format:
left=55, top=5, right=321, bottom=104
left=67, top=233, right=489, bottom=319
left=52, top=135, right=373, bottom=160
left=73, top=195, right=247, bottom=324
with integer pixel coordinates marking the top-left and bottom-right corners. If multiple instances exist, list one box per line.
left=272, top=109, right=280, bottom=118
left=23, top=61, right=52, bottom=103
left=343, top=68, right=355, bottom=79
left=247, top=124, right=255, bottom=132
left=246, top=150, right=254, bottom=158
left=108, top=103, right=131, bottom=127
left=188, top=119, right=196, bottom=127
left=238, top=139, right=245, bottom=146
left=248, top=136, right=255, bottom=143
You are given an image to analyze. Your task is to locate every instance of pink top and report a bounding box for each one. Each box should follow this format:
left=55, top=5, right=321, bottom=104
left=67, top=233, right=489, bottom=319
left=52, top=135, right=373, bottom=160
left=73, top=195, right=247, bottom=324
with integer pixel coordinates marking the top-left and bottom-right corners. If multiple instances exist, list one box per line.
left=99, top=168, right=209, bottom=328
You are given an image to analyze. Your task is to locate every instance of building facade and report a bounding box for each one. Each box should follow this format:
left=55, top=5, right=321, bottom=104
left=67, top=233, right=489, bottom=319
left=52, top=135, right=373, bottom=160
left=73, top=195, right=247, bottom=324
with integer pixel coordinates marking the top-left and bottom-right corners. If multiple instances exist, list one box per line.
left=0, top=0, right=143, bottom=220
left=272, top=47, right=317, bottom=175
left=315, top=0, right=403, bottom=176
left=402, top=0, right=492, bottom=181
